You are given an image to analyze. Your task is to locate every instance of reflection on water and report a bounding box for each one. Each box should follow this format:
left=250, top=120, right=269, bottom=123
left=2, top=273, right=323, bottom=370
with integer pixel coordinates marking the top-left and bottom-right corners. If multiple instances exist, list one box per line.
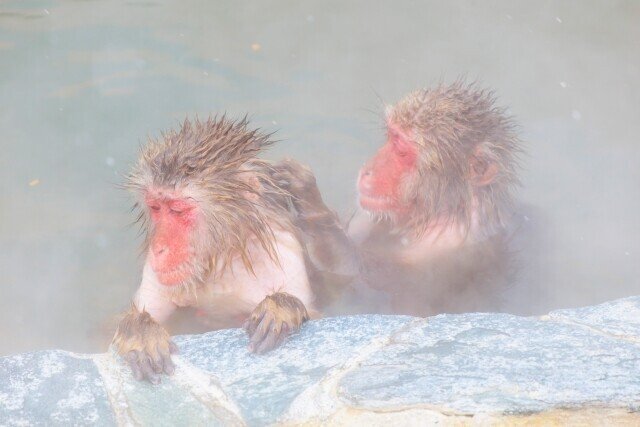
left=1, top=0, right=638, bottom=355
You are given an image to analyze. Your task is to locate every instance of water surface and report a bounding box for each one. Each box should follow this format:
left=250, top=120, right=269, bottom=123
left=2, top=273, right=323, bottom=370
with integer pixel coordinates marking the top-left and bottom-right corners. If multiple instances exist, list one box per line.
left=1, top=0, right=638, bottom=354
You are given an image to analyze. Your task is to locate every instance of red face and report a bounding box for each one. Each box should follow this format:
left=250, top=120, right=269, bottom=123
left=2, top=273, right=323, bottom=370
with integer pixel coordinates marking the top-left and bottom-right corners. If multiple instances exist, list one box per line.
left=145, top=192, right=198, bottom=286
left=358, top=123, right=418, bottom=215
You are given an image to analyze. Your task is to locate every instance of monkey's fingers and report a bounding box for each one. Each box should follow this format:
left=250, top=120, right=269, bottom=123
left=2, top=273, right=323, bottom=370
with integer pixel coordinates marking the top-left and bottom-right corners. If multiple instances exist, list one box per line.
left=254, top=322, right=290, bottom=354
left=247, top=312, right=274, bottom=353
left=157, top=343, right=175, bottom=375
left=150, top=350, right=164, bottom=374
left=270, top=170, right=291, bottom=187
left=271, top=171, right=298, bottom=191
left=169, top=341, right=179, bottom=354
left=137, top=352, right=161, bottom=385
left=246, top=293, right=310, bottom=354
left=125, top=351, right=143, bottom=381
left=163, top=355, right=175, bottom=375
left=244, top=309, right=266, bottom=338
left=271, top=159, right=315, bottom=194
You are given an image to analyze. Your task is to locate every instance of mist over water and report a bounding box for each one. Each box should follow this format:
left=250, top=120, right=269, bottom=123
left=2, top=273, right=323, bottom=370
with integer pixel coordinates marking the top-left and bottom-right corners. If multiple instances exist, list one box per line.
left=0, top=0, right=638, bottom=355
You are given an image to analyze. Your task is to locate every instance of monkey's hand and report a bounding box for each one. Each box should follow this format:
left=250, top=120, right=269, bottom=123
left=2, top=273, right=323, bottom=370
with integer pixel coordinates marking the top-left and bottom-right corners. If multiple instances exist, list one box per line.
left=112, top=306, right=178, bottom=384
left=272, top=159, right=333, bottom=222
left=244, top=292, right=310, bottom=354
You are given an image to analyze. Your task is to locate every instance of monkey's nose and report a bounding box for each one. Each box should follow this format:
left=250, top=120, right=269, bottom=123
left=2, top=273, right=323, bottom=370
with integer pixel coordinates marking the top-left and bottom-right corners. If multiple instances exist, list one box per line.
left=359, top=168, right=374, bottom=193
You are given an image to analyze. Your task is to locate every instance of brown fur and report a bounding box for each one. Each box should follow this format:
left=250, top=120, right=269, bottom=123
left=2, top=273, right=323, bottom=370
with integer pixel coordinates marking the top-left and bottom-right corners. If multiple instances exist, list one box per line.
left=249, top=292, right=311, bottom=326
left=244, top=292, right=310, bottom=354
left=112, top=115, right=319, bottom=382
left=277, top=81, right=523, bottom=317
left=112, top=305, right=173, bottom=356
left=126, top=116, right=295, bottom=295
left=112, top=305, right=178, bottom=382
left=388, top=81, right=521, bottom=239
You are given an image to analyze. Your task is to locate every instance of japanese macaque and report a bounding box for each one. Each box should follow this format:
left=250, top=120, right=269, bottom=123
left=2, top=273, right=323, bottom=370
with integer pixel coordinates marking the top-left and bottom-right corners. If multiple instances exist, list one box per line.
left=112, top=116, right=315, bottom=383
left=277, top=82, right=522, bottom=316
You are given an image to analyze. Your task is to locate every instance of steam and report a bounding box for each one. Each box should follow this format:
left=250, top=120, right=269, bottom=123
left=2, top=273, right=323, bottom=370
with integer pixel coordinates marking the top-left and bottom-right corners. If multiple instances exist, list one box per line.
left=1, top=1, right=638, bottom=355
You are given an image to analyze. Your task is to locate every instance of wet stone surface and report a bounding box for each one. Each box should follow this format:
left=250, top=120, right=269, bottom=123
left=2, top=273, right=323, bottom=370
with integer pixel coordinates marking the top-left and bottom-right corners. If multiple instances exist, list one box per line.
left=1, top=297, right=639, bottom=425
left=92, top=351, right=243, bottom=426
left=173, top=315, right=413, bottom=426
left=339, top=312, right=640, bottom=414
left=0, top=350, right=115, bottom=426
left=549, top=295, right=640, bottom=339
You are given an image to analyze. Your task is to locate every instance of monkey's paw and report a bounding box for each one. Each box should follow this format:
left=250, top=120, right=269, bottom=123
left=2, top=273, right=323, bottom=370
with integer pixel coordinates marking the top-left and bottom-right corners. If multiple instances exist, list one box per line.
left=244, top=292, right=310, bottom=354
left=272, top=159, right=323, bottom=210
left=112, top=308, right=178, bottom=384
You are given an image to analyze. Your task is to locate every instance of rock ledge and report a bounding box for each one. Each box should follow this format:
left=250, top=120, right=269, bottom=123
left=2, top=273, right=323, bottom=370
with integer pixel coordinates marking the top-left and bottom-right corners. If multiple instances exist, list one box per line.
left=2, top=297, right=640, bottom=425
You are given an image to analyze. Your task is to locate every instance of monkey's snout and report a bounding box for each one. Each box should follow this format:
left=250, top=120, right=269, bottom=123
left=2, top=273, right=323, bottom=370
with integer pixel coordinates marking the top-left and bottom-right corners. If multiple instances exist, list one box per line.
left=359, top=168, right=375, bottom=194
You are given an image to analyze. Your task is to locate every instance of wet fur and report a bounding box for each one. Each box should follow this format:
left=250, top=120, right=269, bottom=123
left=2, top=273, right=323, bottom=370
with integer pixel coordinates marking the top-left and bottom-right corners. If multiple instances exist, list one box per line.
left=126, top=116, right=295, bottom=297
left=112, top=115, right=317, bottom=382
left=389, top=80, right=521, bottom=239
left=112, top=305, right=173, bottom=355
left=245, top=292, right=310, bottom=354
left=278, top=81, right=523, bottom=316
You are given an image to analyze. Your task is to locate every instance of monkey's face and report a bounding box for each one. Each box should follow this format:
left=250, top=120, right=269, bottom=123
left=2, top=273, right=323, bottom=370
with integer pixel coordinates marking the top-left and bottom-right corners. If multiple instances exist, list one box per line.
left=357, top=123, right=418, bottom=218
left=145, top=188, right=204, bottom=286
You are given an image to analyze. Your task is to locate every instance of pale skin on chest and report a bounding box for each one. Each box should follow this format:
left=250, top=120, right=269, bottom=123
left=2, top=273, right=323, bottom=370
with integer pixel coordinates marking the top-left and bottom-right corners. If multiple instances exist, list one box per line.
left=134, top=230, right=316, bottom=324
left=115, top=222, right=314, bottom=384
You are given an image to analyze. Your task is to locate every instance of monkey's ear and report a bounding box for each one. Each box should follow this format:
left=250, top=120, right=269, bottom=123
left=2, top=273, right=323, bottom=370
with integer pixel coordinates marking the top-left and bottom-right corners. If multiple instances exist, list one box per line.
left=469, top=146, right=498, bottom=187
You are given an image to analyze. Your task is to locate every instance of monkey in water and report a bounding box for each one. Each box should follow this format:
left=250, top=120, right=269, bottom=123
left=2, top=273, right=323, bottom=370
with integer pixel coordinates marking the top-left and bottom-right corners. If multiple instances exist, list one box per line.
left=276, top=81, right=523, bottom=316
left=112, top=116, right=316, bottom=383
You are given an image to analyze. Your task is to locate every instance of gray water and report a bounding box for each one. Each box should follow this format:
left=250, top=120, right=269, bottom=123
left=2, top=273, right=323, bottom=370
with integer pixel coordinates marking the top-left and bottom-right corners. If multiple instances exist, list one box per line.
left=1, top=0, right=638, bottom=355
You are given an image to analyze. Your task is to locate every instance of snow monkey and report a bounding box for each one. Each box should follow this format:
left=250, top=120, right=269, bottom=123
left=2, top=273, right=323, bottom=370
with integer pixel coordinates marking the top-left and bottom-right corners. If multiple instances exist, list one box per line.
left=112, top=116, right=316, bottom=383
left=276, top=81, right=522, bottom=316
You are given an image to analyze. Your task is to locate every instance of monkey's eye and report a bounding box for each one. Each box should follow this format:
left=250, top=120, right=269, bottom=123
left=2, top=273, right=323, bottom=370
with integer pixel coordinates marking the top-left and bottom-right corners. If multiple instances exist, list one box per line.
left=169, top=208, right=184, bottom=215
left=150, top=205, right=161, bottom=212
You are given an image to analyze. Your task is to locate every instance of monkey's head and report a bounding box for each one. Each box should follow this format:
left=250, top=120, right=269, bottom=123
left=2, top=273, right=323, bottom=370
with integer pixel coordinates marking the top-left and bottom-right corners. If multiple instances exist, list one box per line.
left=127, top=116, right=283, bottom=288
left=358, top=81, right=521, bottom=238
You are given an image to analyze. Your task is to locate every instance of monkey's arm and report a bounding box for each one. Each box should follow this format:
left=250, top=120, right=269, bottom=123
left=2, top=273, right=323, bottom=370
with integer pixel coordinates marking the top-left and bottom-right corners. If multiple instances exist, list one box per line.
left=244, top=231, right=314, bottom=354
left=112, top=262, right=178, bottom=383
left=273, top=159, right=362, bottom=277
left=132, top=263, right=178, bottom=324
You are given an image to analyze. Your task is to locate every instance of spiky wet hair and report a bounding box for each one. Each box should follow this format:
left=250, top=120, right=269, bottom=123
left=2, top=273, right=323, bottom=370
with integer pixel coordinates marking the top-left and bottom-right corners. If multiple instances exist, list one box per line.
left=387, top=81, right=521, bottom=239
left=127, top=115, right=289, bottom=283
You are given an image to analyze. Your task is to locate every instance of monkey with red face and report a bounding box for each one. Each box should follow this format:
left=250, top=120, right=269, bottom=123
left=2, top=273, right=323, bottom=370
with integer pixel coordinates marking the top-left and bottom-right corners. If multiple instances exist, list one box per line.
left=277, top=82, right=522, bottom=316
left=112, top=116, right=315, bottom=383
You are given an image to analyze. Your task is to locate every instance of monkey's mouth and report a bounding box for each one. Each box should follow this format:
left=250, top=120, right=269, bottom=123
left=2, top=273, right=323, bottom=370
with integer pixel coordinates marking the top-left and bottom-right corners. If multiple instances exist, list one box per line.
left=359, top=193, right=396, bottom=212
